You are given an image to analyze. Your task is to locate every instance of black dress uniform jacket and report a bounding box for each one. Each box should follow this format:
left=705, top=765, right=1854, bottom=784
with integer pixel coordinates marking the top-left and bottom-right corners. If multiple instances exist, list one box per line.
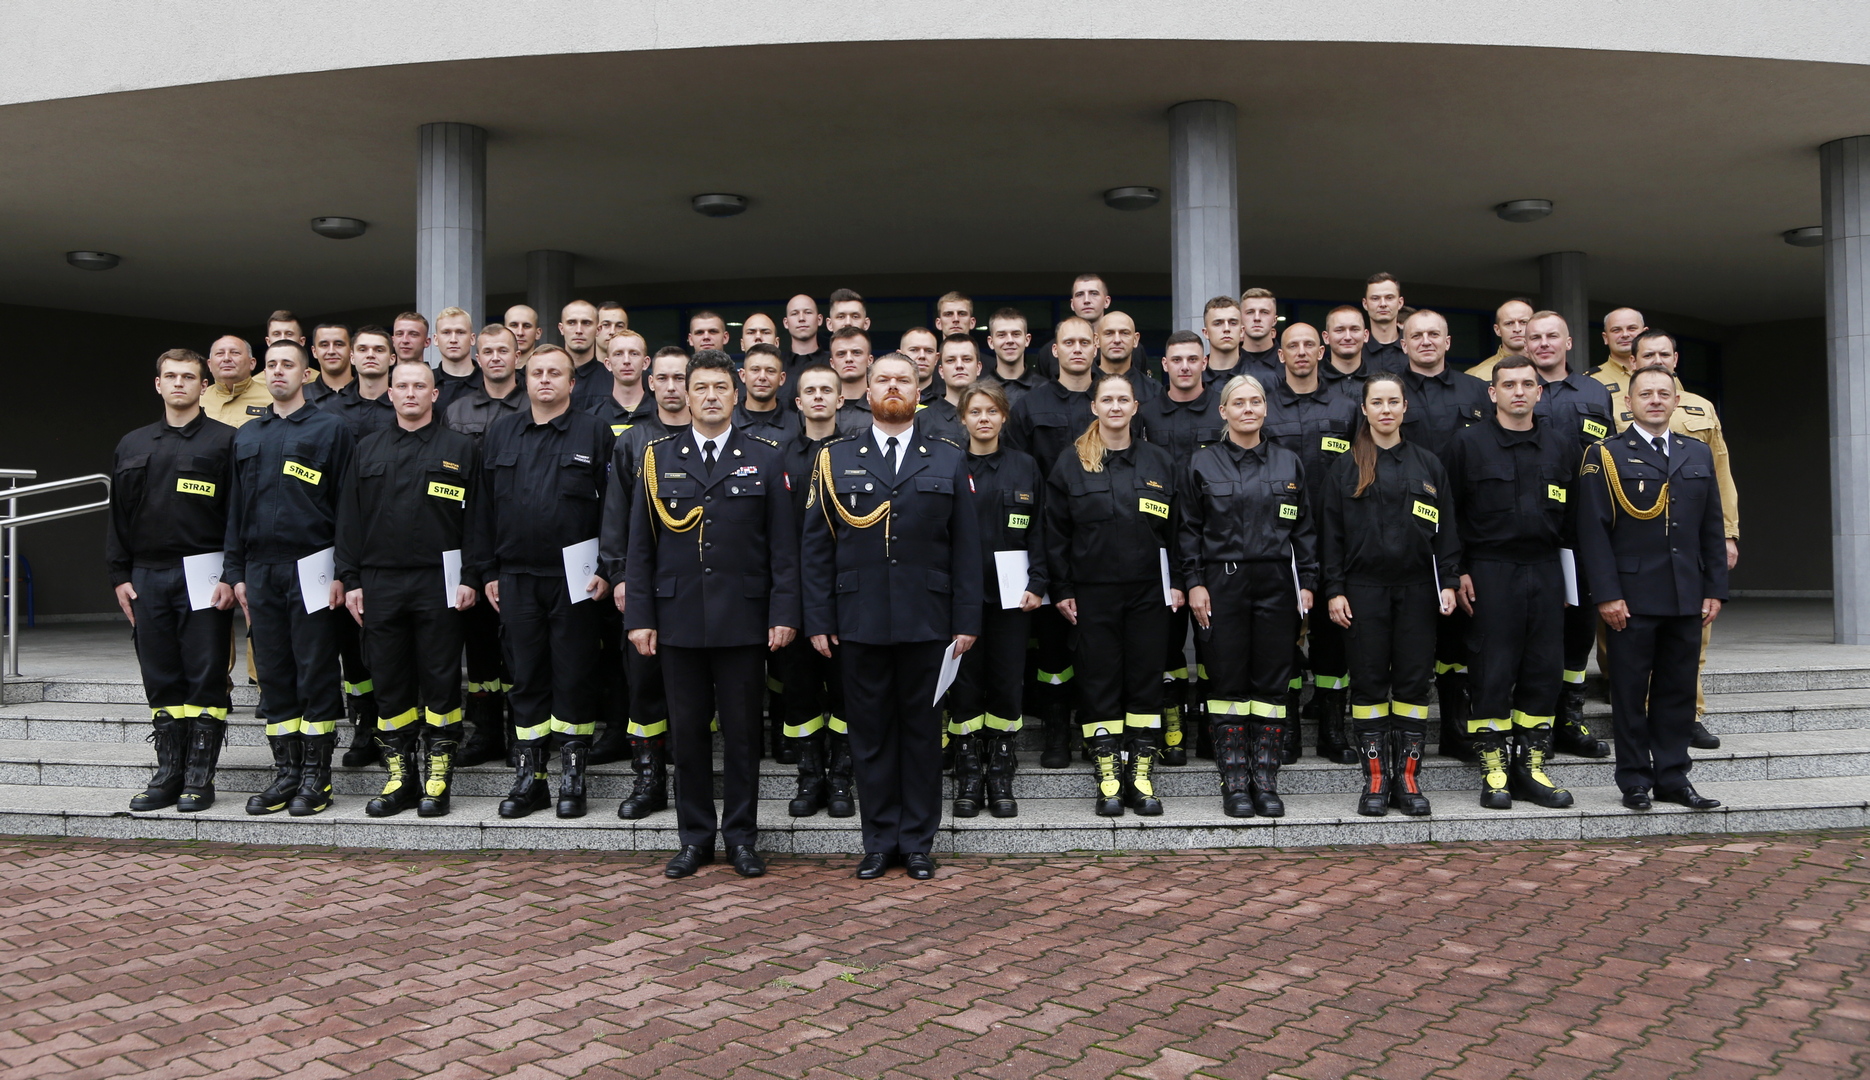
left=223, top=404, right=356, bottom=586
left=1399, top=366, right=1490, bottom=466
left=1576, top=430, right=1729, bottom=617
left=1264, top=379, right=1359, bottom=485
left=1044, top=441, right=1184, bottom=598
left=967, top=448, right=1049, bottom=600
left=1534, top=370, right=1616, bottom=458
left=107, top=414, right=237, bottom=586
left=334, top=419, right=482, bottom=590
left=1176, top=438, right=1318, bottom=591
left=1007, top=379, right=1094, bottom=477
left=587, top=391, right=659, bottom=438
left=800, top=432, right=984, bottom=644
left=1135, top=385, right=1224, bottom=468
left=1317, top=441, right=1461, bottom=598
left=623, top=428, right=802, bottom=648
left=599, top=417, right=689, bottom=585
left=1444, top=417, right=1576, bottom=568
left=732, top=401, right=802, bottom=443
left=470, top=406, right=614, bottom=578
left=319, top=381, right=398, bottom=442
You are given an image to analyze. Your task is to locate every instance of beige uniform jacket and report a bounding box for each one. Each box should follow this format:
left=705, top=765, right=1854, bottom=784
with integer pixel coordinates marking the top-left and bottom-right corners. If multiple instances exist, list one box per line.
left=201, top=377, right=274, bottom=428
left=1590, top=360, right=1739, bottom=539
left=1465, top=346, right=1515, bottom=381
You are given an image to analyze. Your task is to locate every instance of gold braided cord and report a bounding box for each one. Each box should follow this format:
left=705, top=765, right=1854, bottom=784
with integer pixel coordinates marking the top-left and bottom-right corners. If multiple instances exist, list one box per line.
left=643, top=443, right=703, bottom=532
left=816, top=446, right=891, bottom=529
left=1598, top=449, right=1668, bottom=521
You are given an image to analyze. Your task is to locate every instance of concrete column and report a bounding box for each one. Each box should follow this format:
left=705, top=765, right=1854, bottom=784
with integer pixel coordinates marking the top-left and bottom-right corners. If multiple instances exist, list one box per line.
left=1538, top=251, right=1589, bottom=374
left=527, top=250, right=575, bottom=346
left=1824, top=136, right=1870, bottom=643
left=416, top=123, right=485, bottom=367
left=1168, top=101, right=1238, bottom=334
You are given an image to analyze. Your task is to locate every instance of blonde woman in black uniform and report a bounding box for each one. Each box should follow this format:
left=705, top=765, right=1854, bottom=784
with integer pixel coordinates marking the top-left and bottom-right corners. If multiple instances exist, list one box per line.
left=1044, top=372, right=1184, bottom=817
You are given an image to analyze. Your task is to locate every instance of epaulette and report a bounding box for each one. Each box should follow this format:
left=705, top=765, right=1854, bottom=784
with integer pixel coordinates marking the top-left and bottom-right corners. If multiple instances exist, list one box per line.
left=823, top=433, right=857, bottom=446
left=747, top=434, right=780, bottom=447
left=644, top=432, right=679, bottom=447
left=929, top=435, right=962, bottom=449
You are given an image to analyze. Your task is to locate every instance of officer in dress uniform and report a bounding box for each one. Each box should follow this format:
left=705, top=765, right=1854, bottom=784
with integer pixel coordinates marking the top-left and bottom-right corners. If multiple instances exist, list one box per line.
left=1575, top=364, right=1728, bottom=811
left=111, top=348, right=238, bottom=813
left=625, top=351, right=800, bottom=879
left=802, top=354, right=982, bottom=881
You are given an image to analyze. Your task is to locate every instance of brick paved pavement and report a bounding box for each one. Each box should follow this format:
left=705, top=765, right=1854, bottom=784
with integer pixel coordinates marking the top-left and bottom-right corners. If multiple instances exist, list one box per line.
left=1, top=831, right=1866, bottom=1080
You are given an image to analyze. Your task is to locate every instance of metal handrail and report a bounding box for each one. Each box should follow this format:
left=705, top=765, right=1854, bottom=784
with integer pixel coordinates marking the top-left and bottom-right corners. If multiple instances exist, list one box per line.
left=3, top=472, right=111, bottom=680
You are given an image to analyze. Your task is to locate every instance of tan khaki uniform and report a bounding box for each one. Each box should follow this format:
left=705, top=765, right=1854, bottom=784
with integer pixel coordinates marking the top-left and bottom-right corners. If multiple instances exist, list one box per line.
left=201, top=377, right=274, bottom=428
left=1465, top=346, right=1516, bottom=381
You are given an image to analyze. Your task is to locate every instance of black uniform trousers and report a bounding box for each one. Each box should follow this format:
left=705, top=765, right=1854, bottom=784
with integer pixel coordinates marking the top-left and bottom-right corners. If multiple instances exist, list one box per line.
left=663, top=644, right=764, bottom=848
left=335, top=608, right=373, bottom=699
left=1071, top=581, right=1168, bottom=739
left=498, top=572, right=601, bottom=749
left=129, top=565, right=233, bottom=717
left=1028, top=605, right=1077, bottom=717
left=595, top=607, right=630, bottom=737
left=1562, top=595, right=1596, bottom=692
left=625, top=646, right=670, bottom=738
left=951, top=605, right=1029, bottom=734
left=1306, top=606, right=1348, bottom=692
left=776, top=638, right=843, bottom=738
left=1435, top=607, right=1470, bottom=680
left=1605, top=613, right=1701, bottom=794
left=840, top=640, right=945, bottom=856
left=360, top=567, right=464, bottom=735
left=1344, top=581, right=1438, bottom=734
left=1463, top=559, right=1564, bottom=732
left=462, top=599, right=509, bottom=695
left=1199, top=563, right=1297, bottom=724
left=245, top=561, right=344, bottom=738
left=1163, top=606, right=1196, bottom=709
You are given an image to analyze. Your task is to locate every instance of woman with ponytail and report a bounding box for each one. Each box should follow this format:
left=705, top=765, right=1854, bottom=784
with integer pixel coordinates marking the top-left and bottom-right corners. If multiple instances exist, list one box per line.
left=1043, top=372, right=1183, bottom=816
left=1318, top=373, right=1461, bottom=817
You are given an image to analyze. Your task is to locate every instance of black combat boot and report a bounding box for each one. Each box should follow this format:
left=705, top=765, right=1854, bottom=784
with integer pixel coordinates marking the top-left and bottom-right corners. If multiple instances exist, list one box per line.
left=1554, top=709, right=1611, bottom=758
left=1690, top=720, right=1721, bottom=750
left=557, top=743, right=588, bottom=818
left=1356, top=730, right=1389, bottom=817
left=1251, top=723, right=1286, bottom=818
left=588, top=719, right=631, bottom=766
left=340, top=693, right=381, bottom=768
left=1436, top=673, right=1477, bottom=762
left=247, top=736, right=303, bottom=815
left=499, top=745, right=551, bottom=819
left=1040, top=706, right=1072, bottom=769
left=176, top=715, right=226, bottom=813
left=288, top=735, right=336, bottom=816
left=985, top=734, right=1019, bottom=818
left=130, top=710, right=188, bottom=811
left=366, top=729, right=420, bottom=818
left=788, top=733, right=828, bottom=817
left=774, top=726, right=802, bottom=765
left=1123, top=737, right=1164, bottom=816
left=1194, top=701, right=1216, bottom=760
left=1161, top=702, right=1188, bottom=767
left=455, top=692, right=504, bottom=768
left=824, top=733, right=857, bottom=817
left=1281, top=691, right=1301, bottom=765
left=1316, top=687, right=1352, bottom=763
left=1215, top=722, right=1254, bottom=818
left=418, top=727, right=457, bottom=817
left=615, top=737, right=668, bottom=819
left=1387, top=730, right=1431, bottom=816
left=1508, top=725, right=1574, bottom=808
left=950, top=733, right=985, bottom=818
left=1089, top=735, right=1125, bottom=817
left=1474, top=729, right=1513, bottom=810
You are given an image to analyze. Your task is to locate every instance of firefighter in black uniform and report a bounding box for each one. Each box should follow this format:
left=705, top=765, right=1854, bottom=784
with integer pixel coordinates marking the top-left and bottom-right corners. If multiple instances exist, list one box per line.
left=1525, top=312, right=1615, bottom=758
left=1045, top=371, right=1184, bottom=817
left=1179, top=373, right=1316, bottom=818
left=111, top=348, right=238, bottom=813
left=1263, top=321, right=1360, bottom=764
left=1320, top=372, right=1460, bottom=817
left=775, top=365, right=854, bottom=819
left=624, top=352, right=801, bottom=879
left=471, top=344, right=615, bottom=819
left=1135, top=331, right=1222, bottom=765
left=1576, top=364, right=1728, bottom=811
left=802, top=354, right=982, bottom=881
left=1007, top=317, right=1098, bottom=769
left=949, top=380, right=1046, bottom=820
left=225, top=340, right=356, bottom=816
left=1446, top=356, right=1578, bottom=811
left=444, top=325, right=526, bottom=768
left=335, top=358, right=482, bottom=818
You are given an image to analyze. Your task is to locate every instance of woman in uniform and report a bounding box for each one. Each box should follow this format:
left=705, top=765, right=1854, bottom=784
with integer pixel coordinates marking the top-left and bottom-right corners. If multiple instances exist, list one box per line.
left=948, top=381, right=1046, bottom=819
left=1179, top=375, right=1317, bottom=818
left=1319, top=373, right=1460, bottom=817
left=1044, top=372, right=1184, bottom=817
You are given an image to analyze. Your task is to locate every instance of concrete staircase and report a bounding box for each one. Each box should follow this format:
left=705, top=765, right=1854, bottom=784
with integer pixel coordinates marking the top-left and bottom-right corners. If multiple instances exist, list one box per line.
left=1, top=661, right=1866, bottom=854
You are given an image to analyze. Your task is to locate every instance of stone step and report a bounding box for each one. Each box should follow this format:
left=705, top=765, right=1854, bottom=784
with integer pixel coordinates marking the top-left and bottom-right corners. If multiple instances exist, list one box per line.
left=8, top=730, right=1866, bottom=802
left=1, top=776, right=1862, bottom=854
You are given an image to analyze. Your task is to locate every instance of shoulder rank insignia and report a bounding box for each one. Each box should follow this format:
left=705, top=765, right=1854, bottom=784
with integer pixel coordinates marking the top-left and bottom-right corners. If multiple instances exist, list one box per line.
left=1681, top=405, right=1705, bottom=416
left=749, top=434, right=780, bottom=447
left=1144, top=479, right=1163, bottom=489
left=1422, top=482, right=1436, bottom=496
left=1287, top=482, right=1298, bottom=490
left=441, top=460, right=460, bottom=471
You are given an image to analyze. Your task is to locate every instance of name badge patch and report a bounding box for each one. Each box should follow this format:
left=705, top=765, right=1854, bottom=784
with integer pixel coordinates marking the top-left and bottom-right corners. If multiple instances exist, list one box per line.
left=428, top=481, right=465, bottom=502
left=1581, top=419, right=1608, bottom=439
left=283, top=461, right=321, bottom=485
left=1278, top=503, right=1298, bottom=520
left=1412, top=500, right=1439, bottom=523
left=1139, top=497, right=1169, bottom=519
left=1008, top=513, right=1031, bottom=529
left=176, top=478, right=216, bottom=496
left=1321, top=436, right=1350, bottom=453
left=1547, top=484, right=1567, bottom=503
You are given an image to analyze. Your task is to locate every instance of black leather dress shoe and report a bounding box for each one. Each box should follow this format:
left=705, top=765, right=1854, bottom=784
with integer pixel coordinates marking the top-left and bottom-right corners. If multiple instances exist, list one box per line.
left=664, top=845, right=715, bottom=878
left=855, top=852, right=889, bottom=879
left=1689, top=721, right=1721, bottom=750
left=728, top=845, right=766, bottom=878
left=1658, top=785, right=1721, bottom=810
left=1621, top=789, right=1653, bottom=811
left=903, top=852, right=937, bottom=880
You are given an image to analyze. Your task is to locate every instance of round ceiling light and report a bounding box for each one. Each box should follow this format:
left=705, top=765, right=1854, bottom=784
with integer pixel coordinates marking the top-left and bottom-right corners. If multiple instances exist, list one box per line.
left=1783, top=226, right=1824, bottom=248
left=310, top=216, right=368, bottom=239
left=1494, top=199, right=1554, bottom=223
left=1104, top=186, right=1161, bottom=211
left=66, top=250, right=120, bottom=271
left=692, top=194, right=748, bottom=217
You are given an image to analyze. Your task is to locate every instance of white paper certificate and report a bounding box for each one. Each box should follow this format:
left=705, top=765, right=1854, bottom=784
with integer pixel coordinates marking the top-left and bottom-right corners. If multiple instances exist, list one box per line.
left=297, top=547, right=336, bottom=614
left=442, top=549, right=463, bottom=609
left=933, top=638, right=965, bottom=705
left=1159, top=548, right=1174, bottom=607
left=562, top=538, right=601, bottom=603
left=1559, top=547, right=1580, bottom=607
left=182, top=551, right=224, bottom=611
left=993, top=550, right=1029, bottom=610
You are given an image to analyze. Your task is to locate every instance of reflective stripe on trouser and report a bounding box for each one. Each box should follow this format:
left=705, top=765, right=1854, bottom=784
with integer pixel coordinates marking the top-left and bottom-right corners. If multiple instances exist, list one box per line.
left=550, top=716, right=595, bottom=738
left=1511, top=709, right=1554, bottom=729
left=301, top=716, right=337, bottom=737
left=343, top=680, right=375, bottom=696
left=1468, top=715, right=1513, bottom=733
left=378, top=707, right=421, bottom=731
left=360, top=565, right=467, bottom=734
left=1563, top=669, right=1586, bottom=685
left=499, top=570, right=602, bottom=749
left=827, top=714, right=848, bottom=734
left=1313, top=674, right=1348, bottom=690
left=784, top=713, right=826, bottom=738
left=627, top=717, right=669, bottom=738
left=1083, top=712, right=1161, bottom=737
left=176, top=704, right=229, bottom=720
left=425, top=707, right=463, bottom=728
left=1462, top=559, right=1564, bottom=730
left=1197, top=562, right=1296, bottom=719
left=982, top=713, right=1022, bottom=732
left=1350, top=702, right=1390, bottom=724
left=264, top=715, right=303, bottom=737
left=128, top=565, right=234, bottom=719
left=1344, top=581, right=1437, bottom=732
left=949, top=713, right=985, bottom=735
left=1038, top=666, right=1074, bottom=685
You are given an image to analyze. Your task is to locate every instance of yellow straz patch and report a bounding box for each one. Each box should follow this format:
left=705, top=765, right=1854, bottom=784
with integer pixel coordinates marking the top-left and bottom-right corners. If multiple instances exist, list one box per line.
left=1412, top=500, right=1439, bottom=523
left=176, top=478, right=216, bottom=496
left=1581, top=420, right=1608, bottom=439
left=1321, top=436, right=1350, bottom=453
left=428, top=481, right=466, bottom=502
left=1278, top=503, right=1298, bottom=520
left=1547, top=484, right=1567, bottom=503
left=283, top=461, right=321, bottom=485
left=1008, top=513, right=1031, bottom=529
left=1139, top=498, right=1169, bottom=519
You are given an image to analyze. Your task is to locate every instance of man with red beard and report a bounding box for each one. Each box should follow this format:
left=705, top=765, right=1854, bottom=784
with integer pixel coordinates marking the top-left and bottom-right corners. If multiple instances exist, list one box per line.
left=802, top=354, right=981, bottom=880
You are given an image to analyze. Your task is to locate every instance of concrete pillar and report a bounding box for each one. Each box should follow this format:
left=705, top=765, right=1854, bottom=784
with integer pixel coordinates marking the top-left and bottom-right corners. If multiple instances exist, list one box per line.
left=527, top=250, right=575, bottom=346
left=416, top=123, right=485, bottom=367
left=1538, top=251, right=1589, bottom=374
left=1168, top=101, right=1239, bottom=334
left=1824, top=136, right=1870, bottom=643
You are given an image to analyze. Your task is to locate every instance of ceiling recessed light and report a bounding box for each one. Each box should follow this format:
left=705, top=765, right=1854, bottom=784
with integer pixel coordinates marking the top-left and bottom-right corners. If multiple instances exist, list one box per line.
left=66, top=250, right=120, bottom=271
left=1783, top=226, right=1824, bottom=248
left=310, top=216, right=368, bottom=239
left=692, top=194, right=748, bottom=217
left=1103, top=186, right=1161, bottom=211
left=1494, top=199, right=1554, bottom=223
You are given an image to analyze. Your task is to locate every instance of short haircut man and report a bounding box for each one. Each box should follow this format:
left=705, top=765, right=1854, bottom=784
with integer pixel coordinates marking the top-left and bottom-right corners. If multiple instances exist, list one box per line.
left=504, top=305, right=542, bottom=355
left=687, top=310, right=729, bottom=353
left=826, top=289, right=869, bottom=332
left=266, top=310, right=305, bottom=345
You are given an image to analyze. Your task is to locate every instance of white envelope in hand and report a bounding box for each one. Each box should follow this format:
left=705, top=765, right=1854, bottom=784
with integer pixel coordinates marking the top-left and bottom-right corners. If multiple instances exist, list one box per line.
left=562, top=538, right=601, bottom=603
left=297, top=547, right=336, bottom=614
left=183, top=552, right=224, bottom=612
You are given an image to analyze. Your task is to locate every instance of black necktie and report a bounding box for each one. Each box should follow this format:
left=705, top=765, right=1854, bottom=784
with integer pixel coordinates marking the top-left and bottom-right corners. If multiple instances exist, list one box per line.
left=703, top=439, right=717, bottom=474
left=885, top=436, right=899, bottom=477
left=1652, top=436, right=1666, bottom=457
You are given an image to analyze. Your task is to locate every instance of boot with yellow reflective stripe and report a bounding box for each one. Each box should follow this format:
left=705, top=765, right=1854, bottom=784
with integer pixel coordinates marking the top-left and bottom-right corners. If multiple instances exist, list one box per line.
left=616, top=737, right=668, bottom=819
left=176, top=716, right=226, bottom=813
left=951, top=734, right=985, bottom=818
left=1356, top=731, right=1389, bottom=817
left=1554, top=688, right=1610, bottom=758
left=246, top=735, right=302, bottom=815
left=288, top=735, right=336, bottom=816
left=130, top=711, right=187, bottom=811
left=418, top=728, right=456, bottom=818
left=500, top=745, right=551, bottom=819
left=366, top=731, right=420, bottom=818
left=1474, top=730, right=1513, bottom=810
left=985, top=735, right=1019, bottom=818
left=1090, top=735, right=1124, bottom=817
left=1509, top=726, right=1574, bottom=808
left=1161, top=704, right=1187, bottom=767
left=1123, top=737, right=1164, bottom=816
